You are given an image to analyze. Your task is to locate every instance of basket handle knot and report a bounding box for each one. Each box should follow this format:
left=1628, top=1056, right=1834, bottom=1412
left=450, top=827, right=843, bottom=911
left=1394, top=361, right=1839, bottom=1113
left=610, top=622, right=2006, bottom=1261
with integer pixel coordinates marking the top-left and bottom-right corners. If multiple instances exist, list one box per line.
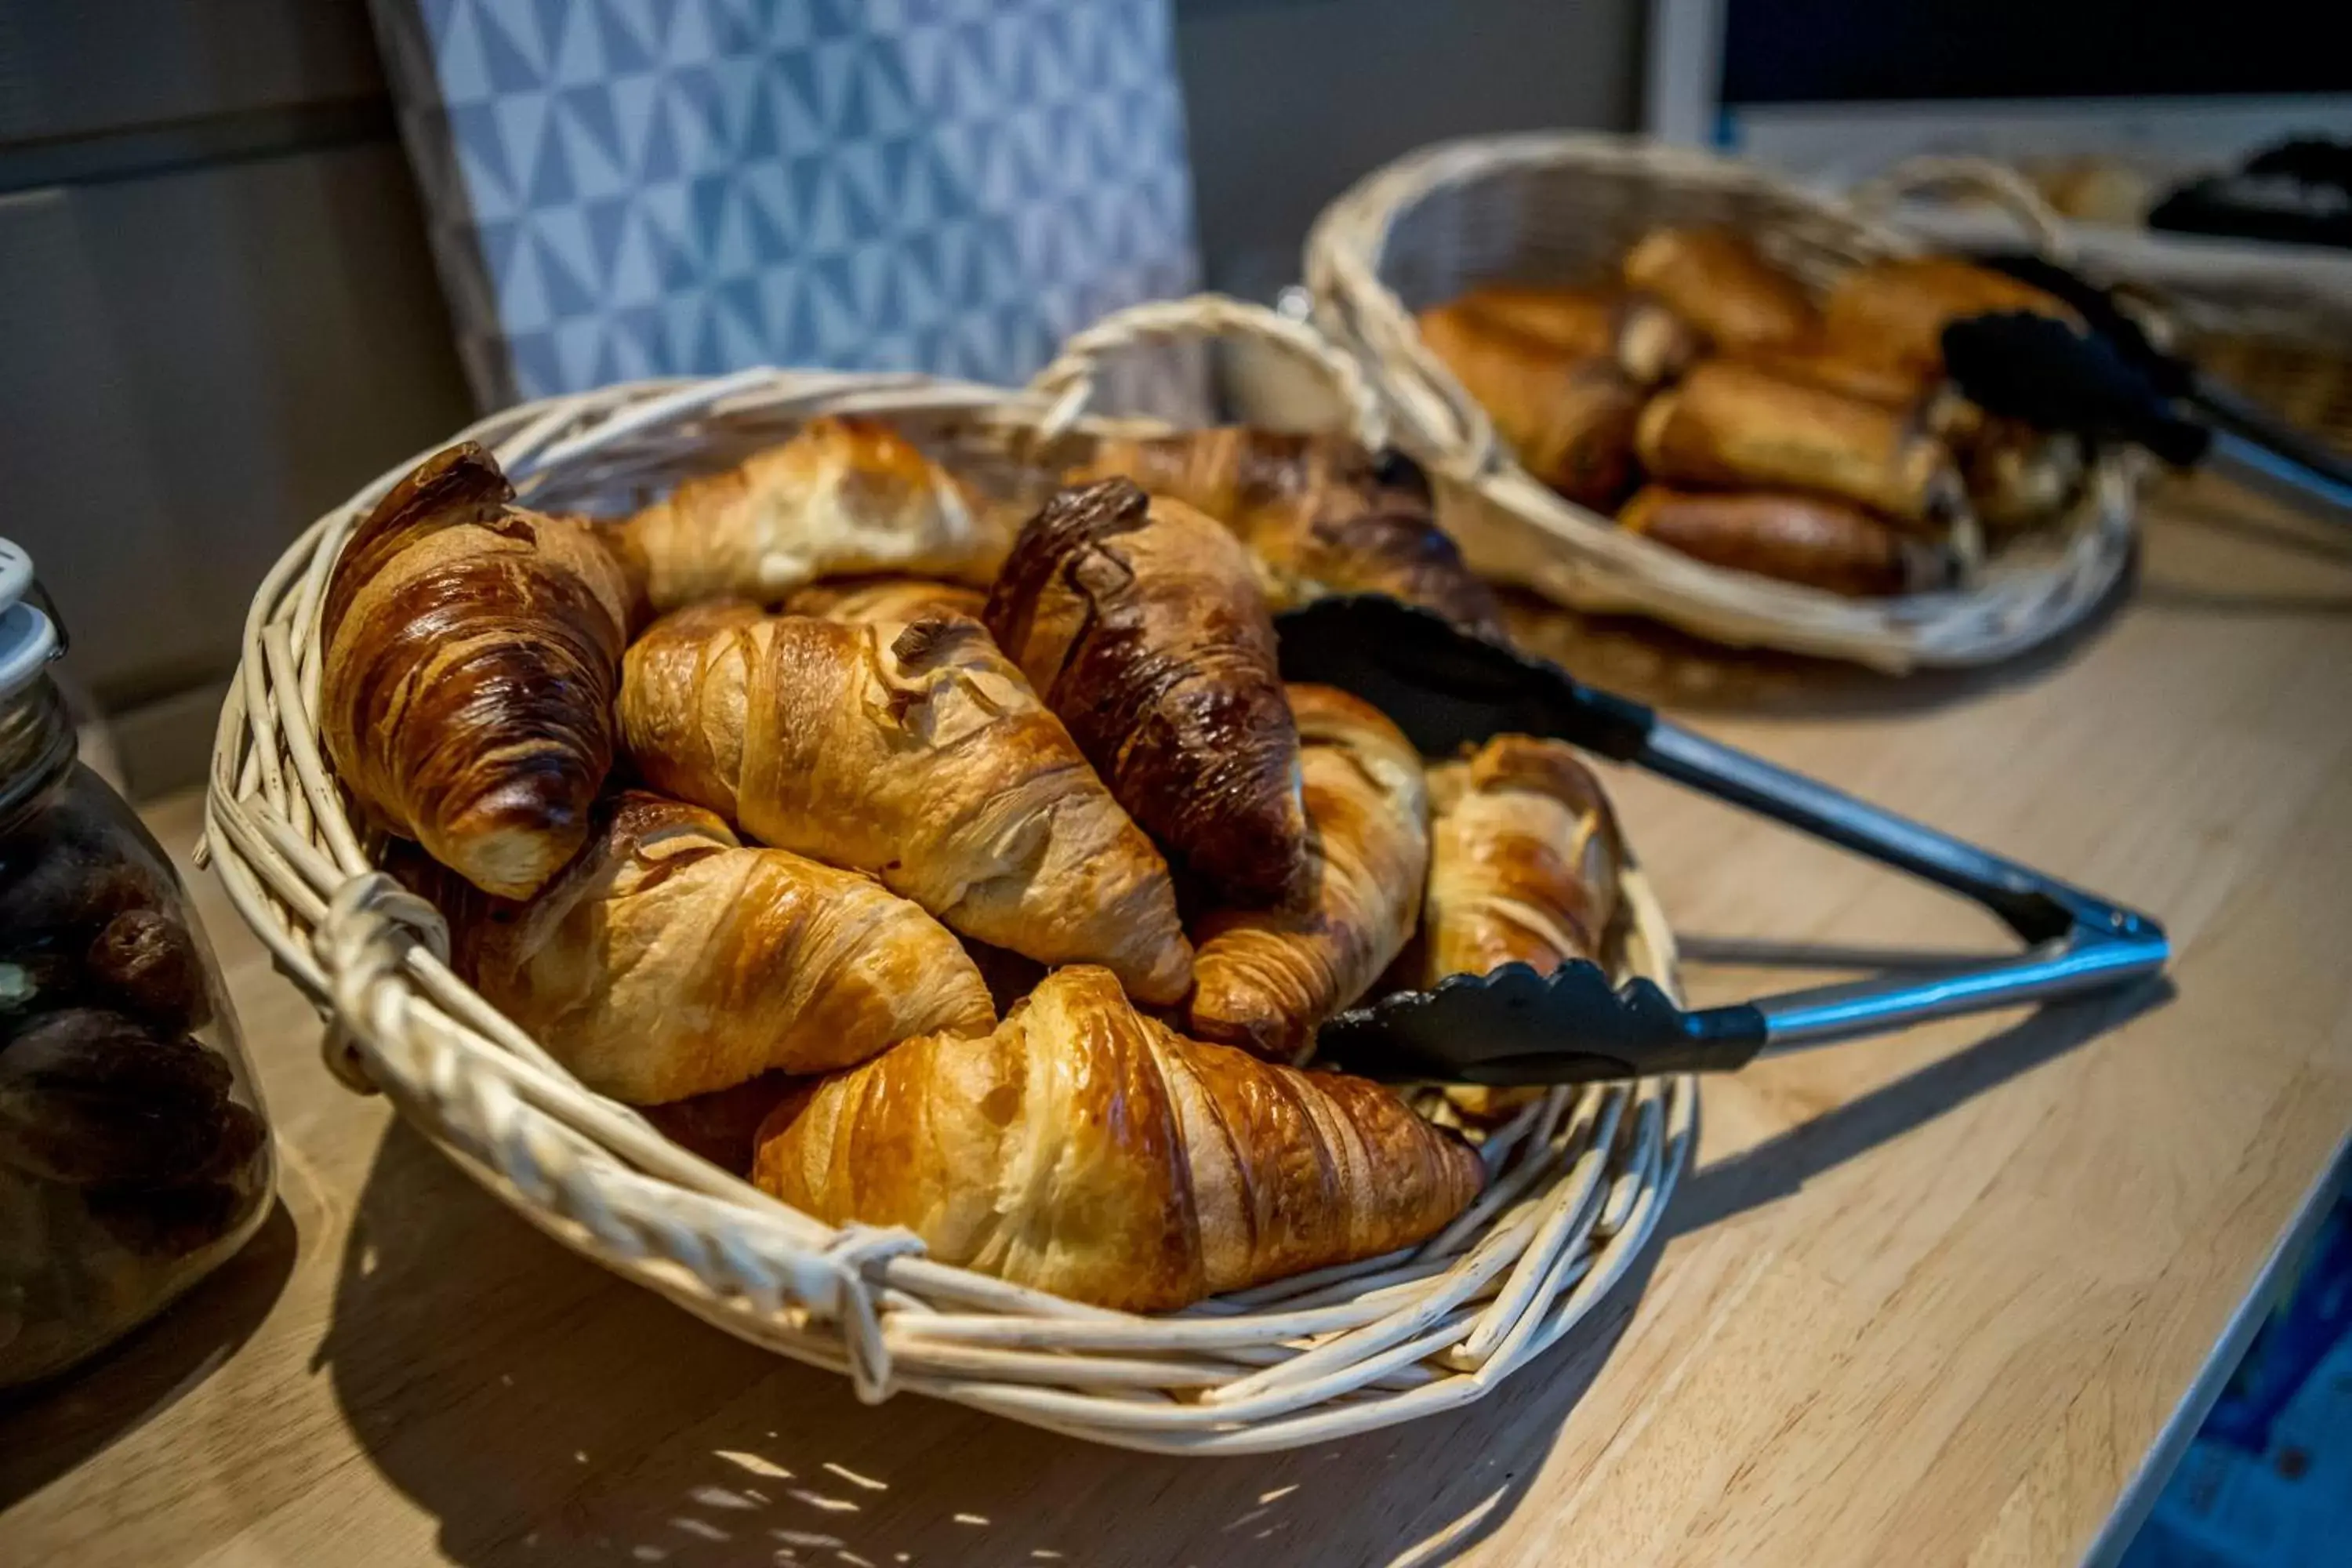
left=312, top=870, right=454, bottom=1096
left=819, top=1223, right=924, bottom=1404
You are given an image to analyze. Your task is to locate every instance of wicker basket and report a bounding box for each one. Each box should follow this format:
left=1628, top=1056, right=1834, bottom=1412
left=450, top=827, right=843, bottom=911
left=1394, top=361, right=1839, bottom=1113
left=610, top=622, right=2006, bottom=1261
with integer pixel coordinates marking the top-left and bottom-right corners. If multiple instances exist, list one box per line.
left=1306, top=133, right=2143, bottom=673
left=201, top=295, right=1694, bottom=1454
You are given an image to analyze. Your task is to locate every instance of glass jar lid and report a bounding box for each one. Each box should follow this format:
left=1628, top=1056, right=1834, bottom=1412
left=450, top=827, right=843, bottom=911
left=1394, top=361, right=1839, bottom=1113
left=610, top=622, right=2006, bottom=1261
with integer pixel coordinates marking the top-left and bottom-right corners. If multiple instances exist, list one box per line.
left=0, top=536, right=60, bottom=702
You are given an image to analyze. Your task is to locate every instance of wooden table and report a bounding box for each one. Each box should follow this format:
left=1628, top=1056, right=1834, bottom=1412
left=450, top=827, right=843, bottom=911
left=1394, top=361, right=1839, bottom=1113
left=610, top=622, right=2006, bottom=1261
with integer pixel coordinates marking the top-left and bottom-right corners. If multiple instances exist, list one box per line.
left=5, top=476, right=2349, bottom=1567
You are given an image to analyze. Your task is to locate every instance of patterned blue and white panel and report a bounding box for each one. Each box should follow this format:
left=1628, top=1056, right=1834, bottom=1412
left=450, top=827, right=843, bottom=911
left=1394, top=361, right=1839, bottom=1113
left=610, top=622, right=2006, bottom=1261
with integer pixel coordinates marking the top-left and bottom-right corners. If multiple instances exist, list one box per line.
left=369, top=0, right=1203, bottom=408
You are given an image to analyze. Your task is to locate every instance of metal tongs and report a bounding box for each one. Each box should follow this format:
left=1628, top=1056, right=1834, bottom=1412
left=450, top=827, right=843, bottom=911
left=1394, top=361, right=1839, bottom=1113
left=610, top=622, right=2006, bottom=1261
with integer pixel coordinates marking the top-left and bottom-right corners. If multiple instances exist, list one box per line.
left=1275, top=597, right=2170, bottom=1085
left=1944, top=254, right=2352, bottom=528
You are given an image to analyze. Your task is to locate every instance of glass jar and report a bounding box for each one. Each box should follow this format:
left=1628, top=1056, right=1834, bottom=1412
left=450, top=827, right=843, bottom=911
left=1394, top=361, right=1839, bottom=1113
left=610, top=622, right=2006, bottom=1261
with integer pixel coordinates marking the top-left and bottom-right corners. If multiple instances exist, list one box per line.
left=0, top=543, right=273, bottom=1387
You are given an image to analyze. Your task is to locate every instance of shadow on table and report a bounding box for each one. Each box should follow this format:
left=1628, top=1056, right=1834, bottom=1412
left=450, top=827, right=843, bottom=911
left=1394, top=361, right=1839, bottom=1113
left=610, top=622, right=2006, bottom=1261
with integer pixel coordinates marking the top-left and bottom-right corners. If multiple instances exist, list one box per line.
left=316, top=1122, right=1658, bottom=1568
left=1668, top=976, right=2176, bottom=1237
left=313, top=975, right=2169, bottom=1567
left=0, top=1197, right=298, bottom=1509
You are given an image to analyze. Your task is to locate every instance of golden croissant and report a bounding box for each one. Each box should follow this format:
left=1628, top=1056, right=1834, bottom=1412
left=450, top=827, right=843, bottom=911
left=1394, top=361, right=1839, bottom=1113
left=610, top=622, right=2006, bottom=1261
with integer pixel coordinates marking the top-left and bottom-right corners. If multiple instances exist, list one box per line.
left=619, top=602, right=1193, bottom=1004
left=623, top=416, right=1006, bottom=612
left=1066, top=428, right=1506, bottom=637
left=753, top=966, right=1485, bottom=1311
left=1189, top=686, right=1430, bottom=1062
left=1418, top=736, right=1624, bottom=985
left=781, top=575, right=989, bottom=623
left=985, top=478, right=1311, bottom=909
left=321, top=442, right=634, bottom=899
left=412, top=791, right=994, bottom=1103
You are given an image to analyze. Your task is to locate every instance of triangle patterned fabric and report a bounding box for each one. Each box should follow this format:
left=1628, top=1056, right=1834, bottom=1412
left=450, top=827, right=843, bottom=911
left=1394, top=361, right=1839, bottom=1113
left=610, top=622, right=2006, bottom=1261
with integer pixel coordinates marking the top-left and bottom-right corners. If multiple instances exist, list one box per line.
left=368, top=0, right=1203, bottom=410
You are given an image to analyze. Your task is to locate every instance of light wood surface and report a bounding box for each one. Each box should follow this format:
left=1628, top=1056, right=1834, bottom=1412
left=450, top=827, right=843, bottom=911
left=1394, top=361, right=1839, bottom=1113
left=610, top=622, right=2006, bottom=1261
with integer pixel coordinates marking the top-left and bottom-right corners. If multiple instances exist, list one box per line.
left=5, top=474, right=2350, bottom=1567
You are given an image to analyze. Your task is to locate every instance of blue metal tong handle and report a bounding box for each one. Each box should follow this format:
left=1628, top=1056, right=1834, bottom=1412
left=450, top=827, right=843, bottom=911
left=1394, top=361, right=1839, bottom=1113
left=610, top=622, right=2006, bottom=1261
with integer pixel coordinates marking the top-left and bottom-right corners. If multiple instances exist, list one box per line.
left=1278, top=597, right=2169, bottom=1080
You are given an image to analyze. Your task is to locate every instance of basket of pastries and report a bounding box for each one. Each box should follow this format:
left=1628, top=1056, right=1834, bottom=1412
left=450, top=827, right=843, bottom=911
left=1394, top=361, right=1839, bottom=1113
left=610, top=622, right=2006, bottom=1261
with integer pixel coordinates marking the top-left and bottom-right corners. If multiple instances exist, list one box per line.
left=1306, top=133, right=2143, bottom=670
left=203, top=296, right=1692, bottom=1454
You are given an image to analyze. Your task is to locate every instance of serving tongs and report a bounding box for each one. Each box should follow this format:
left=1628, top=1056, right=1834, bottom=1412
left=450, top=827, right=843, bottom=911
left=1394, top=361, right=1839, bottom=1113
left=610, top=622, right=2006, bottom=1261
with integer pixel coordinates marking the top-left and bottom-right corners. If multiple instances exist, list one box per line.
left=1944, top=256, right=2352, bottom=528
left=1274, top=597, right=2169, bottom=1086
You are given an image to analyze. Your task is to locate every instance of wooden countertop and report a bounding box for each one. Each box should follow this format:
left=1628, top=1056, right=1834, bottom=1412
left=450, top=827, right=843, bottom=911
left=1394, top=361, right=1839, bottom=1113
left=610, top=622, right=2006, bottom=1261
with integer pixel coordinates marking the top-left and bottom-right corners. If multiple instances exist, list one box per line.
left=5, top=476, right=2350, bottom=1567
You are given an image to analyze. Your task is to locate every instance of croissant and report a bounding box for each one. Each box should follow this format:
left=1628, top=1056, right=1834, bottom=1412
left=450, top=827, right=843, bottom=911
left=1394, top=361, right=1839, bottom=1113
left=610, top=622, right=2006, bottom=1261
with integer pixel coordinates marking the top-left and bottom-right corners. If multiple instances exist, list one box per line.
left=321, top=442, right=633, bottom=899
left=1067, top=429, right=1505, bottom=636
left=412, top=791, right=994, bottom=1102
left=622, top=416, right=1005, bottom=612
left=1821, top=257, right=2075, bottom=379
left=1416, top=307, right=1643, bottom=510
left=1189, top=686, right=1429, bottom=1061
left=1618, top=485, right=1941, bottom=597
left=1621, top=227, right=1819, bottom=354
left=985, top=479, right=1310, bottom=909
left=620, top=602, right=1194, bottom=1004
left=781, top=575, right=989, bottom=623
left=1635, top=361, right=1965, bottom=531
left=753, top=965, right=1484, bottom=1311
left=1428, top=285, right=1700, bottom=386
left=1417, top=736, right=1623, bottom=985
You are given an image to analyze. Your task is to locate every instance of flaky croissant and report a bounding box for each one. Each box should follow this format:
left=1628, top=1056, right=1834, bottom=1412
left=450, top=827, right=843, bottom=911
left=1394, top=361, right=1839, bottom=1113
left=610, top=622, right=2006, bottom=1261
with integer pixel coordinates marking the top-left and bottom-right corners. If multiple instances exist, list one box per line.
left=781, top=575, right=989, bottom=623
left=622, top=416, right=1005, bottom=612
left=412, top=791, right=994, bottom=1103
left=1414, top=307, right=1644, bottom=510
left=985, top=479, right=1310, bottom=909
left=1621, top=227, right=1819, bottom=354
left=753, top=965, right=1483, bottom=1311
left=619, top=602, right=1193, bottom=1004
left=321, top=442, right=633, bottom=899
left=1189, top=686, right=1429, bottom=1062
left=1417, top=736, right=1623, bottom=985
left=1066, top=429, right=1505, bottom=636
left=1635, top=361, right=1965, bottom=532
left=1617, top=485, right=1941, bottom=597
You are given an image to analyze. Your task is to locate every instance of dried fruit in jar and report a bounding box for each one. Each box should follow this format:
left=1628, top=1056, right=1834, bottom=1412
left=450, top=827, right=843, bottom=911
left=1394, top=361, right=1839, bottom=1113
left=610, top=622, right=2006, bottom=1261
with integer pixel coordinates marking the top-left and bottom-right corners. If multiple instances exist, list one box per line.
left=0, top=1009, right=238, bottom=1188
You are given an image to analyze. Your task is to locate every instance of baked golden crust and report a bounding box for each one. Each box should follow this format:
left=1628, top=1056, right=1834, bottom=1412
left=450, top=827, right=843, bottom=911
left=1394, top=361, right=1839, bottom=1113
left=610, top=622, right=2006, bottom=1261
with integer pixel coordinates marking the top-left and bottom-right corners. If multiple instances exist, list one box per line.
left=985, top=478, right=1311, bottom=909
left=1189, top=685, right=1430, bottom=1062
left=1067, top=428, right=1506, bottom=636
left=321, top=442, right=633, bottom=899
left=1618, top=485, right=1932, bottom=597
left=619, top=603, right=1193, bottom=1004
left=624, top=416, right=1007, bottom=611
left=752, top=966, right=1484, bottom=1312
left=1418, top=736, right=1623, bottom=984
left=1634, top=361, right=1963, bottom=530
left=415, top=790, right=995, bottom=1103
left=1621, top=227, right=1819, bottom=354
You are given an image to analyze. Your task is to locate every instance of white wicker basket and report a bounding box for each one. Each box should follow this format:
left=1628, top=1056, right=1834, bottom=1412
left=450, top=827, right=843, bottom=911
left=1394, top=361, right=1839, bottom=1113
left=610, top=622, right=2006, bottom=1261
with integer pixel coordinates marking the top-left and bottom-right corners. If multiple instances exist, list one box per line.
left=1306, top=132, right=2143, bottom=673
left=201, top=296, right=1694, bottom=1454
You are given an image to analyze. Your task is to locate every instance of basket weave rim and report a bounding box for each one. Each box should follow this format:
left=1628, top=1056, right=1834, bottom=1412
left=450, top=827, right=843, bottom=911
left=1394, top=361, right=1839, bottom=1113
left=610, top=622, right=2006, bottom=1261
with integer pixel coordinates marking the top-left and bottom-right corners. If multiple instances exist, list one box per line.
left=1303, top=133, right=2141, bottom=671
left=202, top=296, right=1694, bottom=1454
